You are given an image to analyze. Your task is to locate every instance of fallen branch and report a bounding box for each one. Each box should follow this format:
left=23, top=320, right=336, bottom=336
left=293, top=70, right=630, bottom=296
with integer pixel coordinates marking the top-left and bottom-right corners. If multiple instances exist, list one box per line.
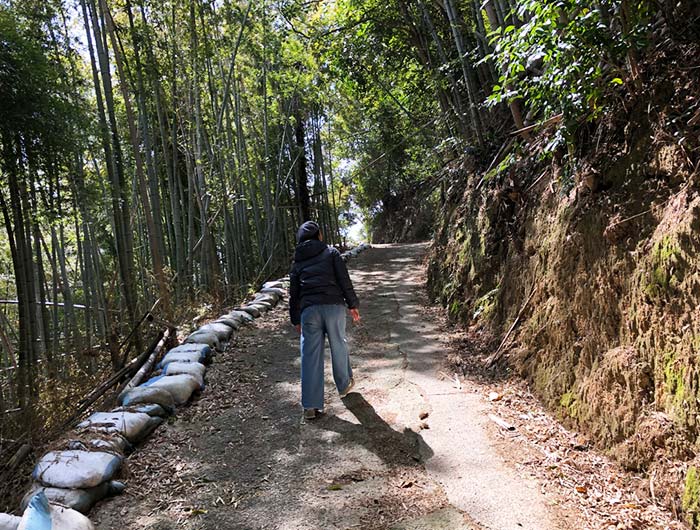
left=121, top=328, right=173, bottom=394
left=477, top=138, right=515, bottom=189
left=509, top=113, right=563, bottom=137
left=489, top=414, right=515, bottom=431
left=5, top=443, right=31, bottom=473
left=524, top=170, right=549, bottom=194
left=486, top=286, right=536, bottom=367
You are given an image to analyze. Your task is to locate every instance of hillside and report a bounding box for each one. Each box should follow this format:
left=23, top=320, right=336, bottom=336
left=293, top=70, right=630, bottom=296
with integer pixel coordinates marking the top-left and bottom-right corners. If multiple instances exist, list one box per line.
left=426, top=10, right=700, bottom=525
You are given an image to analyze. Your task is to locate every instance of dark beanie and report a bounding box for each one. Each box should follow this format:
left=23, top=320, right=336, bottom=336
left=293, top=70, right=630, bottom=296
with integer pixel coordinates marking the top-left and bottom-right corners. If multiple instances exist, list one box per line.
left=297, top=221, right=320, bottom=243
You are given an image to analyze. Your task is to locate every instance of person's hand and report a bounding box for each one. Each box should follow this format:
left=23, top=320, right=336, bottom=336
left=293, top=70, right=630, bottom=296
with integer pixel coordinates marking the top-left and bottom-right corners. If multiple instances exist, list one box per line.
left=349, top=308, right=361, bottom=324
left=295, top=324, right=301, bottom=334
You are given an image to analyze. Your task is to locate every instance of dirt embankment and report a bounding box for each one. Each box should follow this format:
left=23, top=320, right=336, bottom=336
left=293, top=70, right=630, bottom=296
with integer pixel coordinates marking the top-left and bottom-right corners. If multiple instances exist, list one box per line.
left=427, top=41, right=700, bottom=524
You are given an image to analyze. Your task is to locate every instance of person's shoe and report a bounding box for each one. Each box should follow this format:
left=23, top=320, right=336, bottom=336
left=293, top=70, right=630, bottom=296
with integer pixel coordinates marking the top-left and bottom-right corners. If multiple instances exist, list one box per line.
left=303, top=408, right=317, bottom=420
left=339, top=377, right=355, bottom=398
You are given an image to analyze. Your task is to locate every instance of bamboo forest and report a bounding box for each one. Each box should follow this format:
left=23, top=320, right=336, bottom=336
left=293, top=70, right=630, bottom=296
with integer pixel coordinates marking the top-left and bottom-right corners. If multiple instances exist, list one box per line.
left=0, top=0, right=699, bottom=528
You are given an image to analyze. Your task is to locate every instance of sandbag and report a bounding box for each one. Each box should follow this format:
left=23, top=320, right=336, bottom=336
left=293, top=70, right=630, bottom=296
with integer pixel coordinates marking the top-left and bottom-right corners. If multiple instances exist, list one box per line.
left=159, top=344, right=211, bottom=367
left=252, top=298, right=274, bottom=309
left=21, top=481, right=124, bottom=514
left=238, top=305, right=261, bottom=317
left=118, top=385, right=176, bottom=413
left=263, top=280, right=285, bottom=289
left=162, top=361, right=205, bottom=388
left=228, top=310, right=253, bottom=323
left=18, top=492, right=94, bottom=530
left=0, top=514, right=20, bottom=530
left=113, top=403, right=170, bottom=418
left=247, top=302, right=270, bottom=313
left=214, top=316, right=240, bottom=329
left=197, top=322, right=233, bottom=341
left=142, top=374, right=201, bottom=405
left=33, top=451, right=121, bottom=490
left=66, top=434, right=131, bottom=456
left=260, top=287, right=285, bottom=298
left=254, top=291, right=279, bottom=301
left=184, top=331, right=221, bottom=351
left=77, top=411, right=162, bottom=444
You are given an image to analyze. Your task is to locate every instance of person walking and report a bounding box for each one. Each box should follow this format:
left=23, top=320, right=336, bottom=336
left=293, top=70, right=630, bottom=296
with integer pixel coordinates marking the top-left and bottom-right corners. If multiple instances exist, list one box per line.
left=289, top=221, right=361, bottom=421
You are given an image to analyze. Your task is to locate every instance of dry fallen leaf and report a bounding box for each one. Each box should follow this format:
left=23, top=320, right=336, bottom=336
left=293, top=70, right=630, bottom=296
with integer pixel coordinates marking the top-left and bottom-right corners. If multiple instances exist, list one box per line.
left=489, top=391, right=503, bottom=402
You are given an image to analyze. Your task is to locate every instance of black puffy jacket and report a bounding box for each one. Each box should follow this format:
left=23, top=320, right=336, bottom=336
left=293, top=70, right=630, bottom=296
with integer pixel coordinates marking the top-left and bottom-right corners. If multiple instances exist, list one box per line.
left=289, top=239, right=359, bottom=325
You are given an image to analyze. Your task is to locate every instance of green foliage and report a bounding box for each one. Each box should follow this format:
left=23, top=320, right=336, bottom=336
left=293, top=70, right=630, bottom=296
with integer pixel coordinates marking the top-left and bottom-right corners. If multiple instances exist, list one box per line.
left=321, top=0, right=445, bottom=239
left=644, top=236, right=681, bottom=299
left=683, top=466, right=700, bottom=529
left=487, top=1, right=653, bottom=136
left=0, top=4, right=85, bottom=168
left=559, top=391, right=579, bottom=418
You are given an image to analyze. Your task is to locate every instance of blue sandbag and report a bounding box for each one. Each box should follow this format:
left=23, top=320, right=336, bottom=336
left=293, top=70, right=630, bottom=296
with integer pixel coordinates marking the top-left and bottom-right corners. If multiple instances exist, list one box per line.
left=17, top=491, right=94, bottom=530
left=18, top=492, right=50, bottom=530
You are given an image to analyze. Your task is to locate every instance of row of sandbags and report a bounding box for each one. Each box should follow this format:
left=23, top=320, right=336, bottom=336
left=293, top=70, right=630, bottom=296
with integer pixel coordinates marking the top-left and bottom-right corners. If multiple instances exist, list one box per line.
left=340, top=242, right=371, bottom=262
left=0, top=277, right=290, bottom=530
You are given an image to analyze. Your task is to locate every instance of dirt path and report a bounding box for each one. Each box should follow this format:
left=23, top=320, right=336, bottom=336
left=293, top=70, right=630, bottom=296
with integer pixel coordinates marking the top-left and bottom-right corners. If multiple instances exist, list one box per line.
left=92, top=243, right=577, bottom=530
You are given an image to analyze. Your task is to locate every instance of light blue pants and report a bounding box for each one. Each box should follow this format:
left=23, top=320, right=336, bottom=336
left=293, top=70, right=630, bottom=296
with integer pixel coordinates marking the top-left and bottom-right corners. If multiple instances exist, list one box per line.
left=300, top=304, right=353, bottom=410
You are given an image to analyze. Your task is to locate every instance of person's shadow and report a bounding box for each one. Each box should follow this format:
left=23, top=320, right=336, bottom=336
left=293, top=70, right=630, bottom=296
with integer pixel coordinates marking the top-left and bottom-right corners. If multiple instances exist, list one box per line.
left=316, top=392, right=434, bottom=466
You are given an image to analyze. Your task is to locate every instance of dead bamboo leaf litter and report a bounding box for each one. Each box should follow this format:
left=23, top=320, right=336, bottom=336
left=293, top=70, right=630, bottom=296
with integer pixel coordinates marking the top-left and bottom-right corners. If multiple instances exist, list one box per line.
left=436, top=317, right=686, bottom=530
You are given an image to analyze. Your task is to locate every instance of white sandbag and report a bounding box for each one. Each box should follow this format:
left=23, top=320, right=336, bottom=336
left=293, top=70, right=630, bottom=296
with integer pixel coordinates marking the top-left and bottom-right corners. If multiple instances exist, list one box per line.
left=162, top=361, right=205, bottom=388
left=66, top=434, right=131, bottom=456
left=263, top=280, right=285, bottom=289
left=118, top=385, right=176, bottom=413
left=0, top=514, right=20, bottom=530
left=247, top=302, right=270, bottom=313
left=184, top=331, right=221, bottom=351
left=254, top=291, right=280, bottom=301
left=228, top=310, right=253, bottom=323
left=238, top=305, right=261, bottom=317
left=252, top=298, right=274, bottom=309
left=77, top=411, right=162, bottom=444
left=159, top=344, right=211, bottom=368
left=222, top=311, right=246, bottom=323
left=33, top=451, right=121, bottom=490
left=113, top=403, right=169, bottom=418
left=18, top=492, right=94, bottom=530
left=260, top=287, right=285, bottom=298
left=21, top=481, right=124, bottom=514
left=197, top=322, right=233, bottom=341
left=143, top=374, right=201, bottom=405
left=214, top=316, right=240, bottom=329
